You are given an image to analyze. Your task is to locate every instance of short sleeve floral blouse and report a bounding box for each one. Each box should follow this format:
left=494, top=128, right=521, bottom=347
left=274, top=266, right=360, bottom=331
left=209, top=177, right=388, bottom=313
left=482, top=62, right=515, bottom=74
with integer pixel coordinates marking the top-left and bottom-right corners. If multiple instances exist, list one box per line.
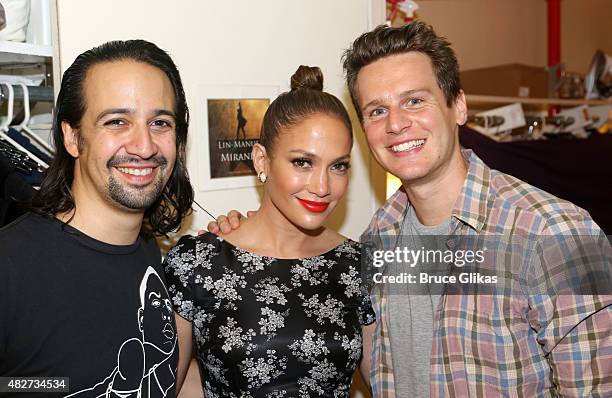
left=163, top=233, right=375, bottom=398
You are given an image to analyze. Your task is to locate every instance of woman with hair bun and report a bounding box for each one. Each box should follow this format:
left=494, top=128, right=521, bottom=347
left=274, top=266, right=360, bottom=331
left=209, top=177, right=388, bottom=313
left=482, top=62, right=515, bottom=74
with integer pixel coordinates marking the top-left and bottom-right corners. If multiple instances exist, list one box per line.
left=164, top=66, right=376, bottom=397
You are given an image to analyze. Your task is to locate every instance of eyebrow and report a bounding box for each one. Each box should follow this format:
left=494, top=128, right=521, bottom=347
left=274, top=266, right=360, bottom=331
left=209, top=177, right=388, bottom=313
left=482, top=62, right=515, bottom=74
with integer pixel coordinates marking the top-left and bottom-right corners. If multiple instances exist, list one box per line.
left=362, top=89, right=430, bottom=111
left=95, top=108, right=176, bottom=123
left=148, top=291, right=161, bottom=300
left=289, top=150, right=350, bottom=163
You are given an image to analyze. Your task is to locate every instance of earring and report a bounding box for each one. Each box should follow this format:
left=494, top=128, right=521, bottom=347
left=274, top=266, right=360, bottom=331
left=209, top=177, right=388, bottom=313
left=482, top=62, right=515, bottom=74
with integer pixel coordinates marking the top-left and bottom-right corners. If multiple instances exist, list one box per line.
left=258, top=171, right=267, bottom=183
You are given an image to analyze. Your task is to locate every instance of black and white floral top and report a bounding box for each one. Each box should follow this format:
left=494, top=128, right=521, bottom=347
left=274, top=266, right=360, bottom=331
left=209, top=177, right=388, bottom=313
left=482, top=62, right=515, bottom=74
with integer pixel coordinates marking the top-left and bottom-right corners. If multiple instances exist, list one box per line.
left=163, top=233, right=375, bottom=398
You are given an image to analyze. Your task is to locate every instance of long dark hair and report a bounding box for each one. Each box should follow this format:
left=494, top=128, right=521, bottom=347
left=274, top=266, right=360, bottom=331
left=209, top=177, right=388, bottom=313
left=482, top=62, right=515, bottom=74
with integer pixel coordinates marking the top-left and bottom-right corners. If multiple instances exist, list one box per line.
left=31, top=40, right=193, bottom=235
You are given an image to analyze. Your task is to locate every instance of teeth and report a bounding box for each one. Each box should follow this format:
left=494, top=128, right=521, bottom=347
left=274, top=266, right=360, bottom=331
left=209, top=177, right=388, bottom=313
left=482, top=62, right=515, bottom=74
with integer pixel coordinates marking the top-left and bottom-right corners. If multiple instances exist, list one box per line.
left=117, top=167, right=153, bottom=176
left=391, top=139, right=425, bottom=153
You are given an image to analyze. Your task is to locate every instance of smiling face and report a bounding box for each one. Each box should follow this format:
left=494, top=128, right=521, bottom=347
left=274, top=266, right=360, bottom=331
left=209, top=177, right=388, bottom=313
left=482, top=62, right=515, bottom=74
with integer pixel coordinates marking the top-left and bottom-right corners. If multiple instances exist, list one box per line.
left=63, top=60, right=177, bottom=214
left=257, top=113, right=352, bottom=231
left=356, top=52, right=466, bottom=185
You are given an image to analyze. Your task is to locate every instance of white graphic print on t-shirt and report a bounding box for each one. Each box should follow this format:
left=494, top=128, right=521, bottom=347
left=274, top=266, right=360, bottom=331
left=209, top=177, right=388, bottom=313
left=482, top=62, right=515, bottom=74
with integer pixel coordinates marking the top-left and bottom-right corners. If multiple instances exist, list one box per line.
left=66, top=267, right=176, bottom=398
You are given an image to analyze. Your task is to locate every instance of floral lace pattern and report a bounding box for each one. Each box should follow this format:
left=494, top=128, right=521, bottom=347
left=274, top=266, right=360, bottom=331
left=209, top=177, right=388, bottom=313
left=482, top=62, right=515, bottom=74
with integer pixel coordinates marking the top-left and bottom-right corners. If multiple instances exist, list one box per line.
left=164, top=233, right=375, bottom=397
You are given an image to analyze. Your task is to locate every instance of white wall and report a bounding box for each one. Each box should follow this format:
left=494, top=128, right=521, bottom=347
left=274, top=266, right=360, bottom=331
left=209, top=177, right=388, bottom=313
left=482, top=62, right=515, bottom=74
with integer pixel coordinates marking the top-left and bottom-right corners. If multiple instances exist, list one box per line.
left=56, top=0, right=379, bottom=246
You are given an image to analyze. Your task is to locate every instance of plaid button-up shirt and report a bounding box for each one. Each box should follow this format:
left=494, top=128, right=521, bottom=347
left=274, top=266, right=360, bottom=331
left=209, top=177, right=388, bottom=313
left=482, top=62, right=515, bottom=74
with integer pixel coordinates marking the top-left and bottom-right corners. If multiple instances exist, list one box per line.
left=362, top=149, right=611, bottom=397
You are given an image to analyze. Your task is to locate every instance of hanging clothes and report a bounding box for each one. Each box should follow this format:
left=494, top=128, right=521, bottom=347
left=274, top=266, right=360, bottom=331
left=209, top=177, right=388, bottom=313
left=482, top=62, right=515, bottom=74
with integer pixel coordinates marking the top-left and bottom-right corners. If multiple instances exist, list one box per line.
left=0, top=147, right=37, bottom=227
left=7, top=127, right=52, bottom=163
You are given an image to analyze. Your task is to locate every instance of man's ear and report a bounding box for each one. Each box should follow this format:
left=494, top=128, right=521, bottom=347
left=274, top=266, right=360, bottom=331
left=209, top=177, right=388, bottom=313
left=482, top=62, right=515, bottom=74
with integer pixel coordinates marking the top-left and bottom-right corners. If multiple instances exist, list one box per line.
left=61, top=121, right=80, bottom=158
left=454, top=90, right=468, bottom=125
left=252, top=143, right=269, bottom=175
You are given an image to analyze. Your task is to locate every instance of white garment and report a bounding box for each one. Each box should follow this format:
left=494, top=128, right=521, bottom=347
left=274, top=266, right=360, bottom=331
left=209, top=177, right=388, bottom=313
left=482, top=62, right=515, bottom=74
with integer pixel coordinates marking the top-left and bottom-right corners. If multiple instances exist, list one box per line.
left=0, top=0, right=30, bottom=42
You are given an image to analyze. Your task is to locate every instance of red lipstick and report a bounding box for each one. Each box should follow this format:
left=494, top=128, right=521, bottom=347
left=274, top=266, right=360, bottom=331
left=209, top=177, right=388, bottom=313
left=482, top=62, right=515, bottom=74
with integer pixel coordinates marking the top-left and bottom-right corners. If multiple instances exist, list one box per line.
left=297, top=198, right=330, bottom=213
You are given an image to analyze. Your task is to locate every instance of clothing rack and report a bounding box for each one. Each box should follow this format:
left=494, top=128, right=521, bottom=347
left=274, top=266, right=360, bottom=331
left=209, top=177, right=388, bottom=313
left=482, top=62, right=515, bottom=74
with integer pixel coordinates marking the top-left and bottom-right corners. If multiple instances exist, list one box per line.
left=0, top=84, right=54, bottom=102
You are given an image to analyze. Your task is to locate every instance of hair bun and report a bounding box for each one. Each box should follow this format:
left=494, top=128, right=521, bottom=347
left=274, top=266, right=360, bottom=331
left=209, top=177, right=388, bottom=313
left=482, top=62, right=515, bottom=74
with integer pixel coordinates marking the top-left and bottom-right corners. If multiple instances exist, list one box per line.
left=290, top=65, right=324, bottom=91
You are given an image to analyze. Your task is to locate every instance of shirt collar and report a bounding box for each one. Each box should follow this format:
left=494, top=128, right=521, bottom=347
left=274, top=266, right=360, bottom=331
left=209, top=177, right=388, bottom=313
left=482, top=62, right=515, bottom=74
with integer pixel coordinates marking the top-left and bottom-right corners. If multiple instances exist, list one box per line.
left=375, top=148, right=491, bottom=234
left=452, top=149, right=490, bottom=232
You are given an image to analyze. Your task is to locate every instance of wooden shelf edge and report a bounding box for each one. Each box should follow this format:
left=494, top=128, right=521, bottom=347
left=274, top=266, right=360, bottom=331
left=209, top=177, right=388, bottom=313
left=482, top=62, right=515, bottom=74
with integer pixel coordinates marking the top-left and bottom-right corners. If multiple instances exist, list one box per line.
left=466, top=94, right=611, bottom=106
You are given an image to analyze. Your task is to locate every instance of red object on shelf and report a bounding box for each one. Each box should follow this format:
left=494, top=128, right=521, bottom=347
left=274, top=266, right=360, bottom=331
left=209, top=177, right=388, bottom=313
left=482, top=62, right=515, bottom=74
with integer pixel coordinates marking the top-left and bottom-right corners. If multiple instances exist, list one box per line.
left=387, top=0, right=417, bottom=25
left=387, top=0, right=400, bottom=23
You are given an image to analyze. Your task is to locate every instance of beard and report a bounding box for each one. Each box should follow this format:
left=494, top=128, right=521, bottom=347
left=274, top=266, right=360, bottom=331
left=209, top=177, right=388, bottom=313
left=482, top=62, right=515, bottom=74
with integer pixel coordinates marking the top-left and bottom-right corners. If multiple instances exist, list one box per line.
left=107, top=155, right=170, bottom=210
left=108, top=174, right=166, bottom=209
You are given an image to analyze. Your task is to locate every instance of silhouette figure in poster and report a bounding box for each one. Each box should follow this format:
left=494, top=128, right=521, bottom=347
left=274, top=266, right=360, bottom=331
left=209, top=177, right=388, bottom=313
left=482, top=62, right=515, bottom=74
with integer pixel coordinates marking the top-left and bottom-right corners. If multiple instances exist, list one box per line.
left=236, top=102, right=247, bottom=140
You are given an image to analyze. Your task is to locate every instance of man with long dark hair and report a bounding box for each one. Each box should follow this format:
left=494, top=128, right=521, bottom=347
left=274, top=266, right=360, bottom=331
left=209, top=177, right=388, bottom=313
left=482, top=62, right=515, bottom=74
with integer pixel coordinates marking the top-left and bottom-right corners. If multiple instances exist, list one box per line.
left=0, top=40, right=193, bottom=396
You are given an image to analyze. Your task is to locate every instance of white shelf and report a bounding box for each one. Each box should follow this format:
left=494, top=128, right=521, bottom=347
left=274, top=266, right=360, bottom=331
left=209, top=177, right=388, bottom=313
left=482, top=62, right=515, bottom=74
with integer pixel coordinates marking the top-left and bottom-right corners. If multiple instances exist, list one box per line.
left=0, top=40, right=53, bottom=64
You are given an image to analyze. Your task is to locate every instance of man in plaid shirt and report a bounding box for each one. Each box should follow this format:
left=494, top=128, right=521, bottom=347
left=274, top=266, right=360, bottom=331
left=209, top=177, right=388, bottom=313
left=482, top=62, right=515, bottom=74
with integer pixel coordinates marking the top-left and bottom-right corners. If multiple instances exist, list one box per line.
left=342, top=21, right=611, bottom=397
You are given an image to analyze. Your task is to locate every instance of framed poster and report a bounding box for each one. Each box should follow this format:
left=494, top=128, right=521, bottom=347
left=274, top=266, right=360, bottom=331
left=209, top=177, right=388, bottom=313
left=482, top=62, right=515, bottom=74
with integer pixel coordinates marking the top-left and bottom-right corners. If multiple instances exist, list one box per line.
left=198, top=85, right=278, bottom=191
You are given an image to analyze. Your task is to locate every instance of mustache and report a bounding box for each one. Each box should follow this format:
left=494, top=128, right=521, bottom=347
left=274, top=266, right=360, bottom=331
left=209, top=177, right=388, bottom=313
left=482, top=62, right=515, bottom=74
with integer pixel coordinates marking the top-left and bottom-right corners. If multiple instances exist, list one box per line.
left=107, top=155, right=169, bottom=168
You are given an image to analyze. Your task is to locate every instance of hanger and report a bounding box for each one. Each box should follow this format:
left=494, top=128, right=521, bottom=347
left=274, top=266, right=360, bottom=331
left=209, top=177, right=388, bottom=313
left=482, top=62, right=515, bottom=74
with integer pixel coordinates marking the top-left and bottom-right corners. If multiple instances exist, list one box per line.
left=12, top=82, right=54, bottom=154
left=0, top=82, right=14, bottom=131
left=0, top=82, right=36, bottom=174
left=0, top=81, right=49, bottom=169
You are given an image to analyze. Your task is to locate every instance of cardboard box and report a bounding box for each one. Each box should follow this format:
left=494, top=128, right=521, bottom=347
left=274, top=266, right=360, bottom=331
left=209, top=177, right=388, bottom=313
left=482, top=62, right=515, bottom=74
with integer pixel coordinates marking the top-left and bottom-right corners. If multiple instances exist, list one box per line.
left=460, top=64, right=550, bottom=98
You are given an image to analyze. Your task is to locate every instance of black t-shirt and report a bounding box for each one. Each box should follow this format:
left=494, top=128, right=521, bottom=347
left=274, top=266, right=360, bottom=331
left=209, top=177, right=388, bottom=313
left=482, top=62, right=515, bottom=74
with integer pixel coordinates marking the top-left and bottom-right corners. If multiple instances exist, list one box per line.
left=0, top=213, right=177, bottom=397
